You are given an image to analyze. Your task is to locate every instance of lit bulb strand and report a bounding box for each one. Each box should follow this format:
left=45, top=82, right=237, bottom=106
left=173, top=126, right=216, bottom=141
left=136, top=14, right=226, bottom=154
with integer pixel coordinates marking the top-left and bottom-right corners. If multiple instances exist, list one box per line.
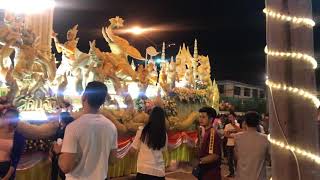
left=265, top=79, right=320, bottom=108
left=264, top=46, right=317, bottom=69
left=268, top=135, right=320, bottom=164
left=263, top=8, right=315, bottom=27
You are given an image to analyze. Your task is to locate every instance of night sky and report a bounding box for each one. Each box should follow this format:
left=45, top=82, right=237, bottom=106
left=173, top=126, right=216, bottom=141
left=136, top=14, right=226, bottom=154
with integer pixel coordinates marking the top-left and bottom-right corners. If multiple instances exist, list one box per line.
left=53, top=0, right=320, bottom=87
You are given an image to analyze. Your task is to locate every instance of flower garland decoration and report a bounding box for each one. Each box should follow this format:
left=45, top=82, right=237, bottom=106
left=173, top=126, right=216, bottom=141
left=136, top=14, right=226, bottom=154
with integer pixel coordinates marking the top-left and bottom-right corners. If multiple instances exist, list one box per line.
left=163, top=98, right=178, bottom=117
left=24, top=139, right=53, bottom=153
left=171, top=87, right=209, bottom=103
left=134, top=98, right=145, bottom=112
left=195, top=80, right=209, bottom=90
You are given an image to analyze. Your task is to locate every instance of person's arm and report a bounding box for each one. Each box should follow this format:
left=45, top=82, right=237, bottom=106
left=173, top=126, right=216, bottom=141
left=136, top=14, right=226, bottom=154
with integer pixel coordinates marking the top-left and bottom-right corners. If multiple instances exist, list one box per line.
left=52, top=32, right=62, bottom=53
left=59, top=125, right=78, bottom=174
left=163, top=134, right=168, bottom=152
left=224, top=125, right=233, bottom=138
left=2, top=167, right=14, bottom=180
left=129, top=128, right=142, bottom=155
left=233, top=124, right=242, bottom=132
left=234, top=136, right=238, bottom=161
left=266, top=138, right=271, bottom=162
left=16, top=121, right=59, bottom=139
left=5, top=132, right=25, bottom=179
left=59, top=153, right=77, bottom=173
left=109, top=149, right=117, bottom=165
left=109, top=128, right=118, bottom=164
left=199, top=154, right=219, bottom=164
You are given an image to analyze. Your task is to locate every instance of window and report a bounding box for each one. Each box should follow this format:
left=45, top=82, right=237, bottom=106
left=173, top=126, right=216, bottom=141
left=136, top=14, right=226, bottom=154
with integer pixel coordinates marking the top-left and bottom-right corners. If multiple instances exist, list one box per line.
left=260, top=90, right=265, bottom=98
left=234, top=86, right=241, bottom=96
left=244, top=88, right=251, bottom=97
left=218, top=85, right=225, bottom=94
left=252, top=89, right=258, bottom=98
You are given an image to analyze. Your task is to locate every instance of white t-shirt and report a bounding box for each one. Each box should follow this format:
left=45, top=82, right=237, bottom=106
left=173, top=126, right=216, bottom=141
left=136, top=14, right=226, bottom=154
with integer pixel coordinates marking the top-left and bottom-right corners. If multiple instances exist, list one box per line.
left=234, top=130, right=270, bottom=180
left=61, top=114, right=118, bottom=180
left=224, top=123, right=240, bottom=146
left=132, top=127, right=168, bottom=177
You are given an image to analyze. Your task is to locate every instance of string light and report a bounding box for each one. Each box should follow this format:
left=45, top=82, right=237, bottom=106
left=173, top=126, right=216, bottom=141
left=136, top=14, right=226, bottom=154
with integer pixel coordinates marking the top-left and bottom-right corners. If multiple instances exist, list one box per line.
left=264, top=6, right=318, bottom=180
left=263, top=8, right=315, bottom=27
left=265, top=79, right=320, bottom=108
left=268, top=135, right=320, bottom=164
left=264, top=46, right=317, bottom=69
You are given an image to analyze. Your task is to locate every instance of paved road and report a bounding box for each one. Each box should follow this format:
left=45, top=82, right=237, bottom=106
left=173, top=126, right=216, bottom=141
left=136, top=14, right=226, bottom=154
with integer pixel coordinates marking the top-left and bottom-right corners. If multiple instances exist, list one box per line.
left=111, top=163, right=233, bottom=180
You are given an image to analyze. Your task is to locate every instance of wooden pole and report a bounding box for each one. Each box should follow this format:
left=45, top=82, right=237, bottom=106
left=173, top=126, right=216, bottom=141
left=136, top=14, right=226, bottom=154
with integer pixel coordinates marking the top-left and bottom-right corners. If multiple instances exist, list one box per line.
left=266, top=0, right=319, bottom=179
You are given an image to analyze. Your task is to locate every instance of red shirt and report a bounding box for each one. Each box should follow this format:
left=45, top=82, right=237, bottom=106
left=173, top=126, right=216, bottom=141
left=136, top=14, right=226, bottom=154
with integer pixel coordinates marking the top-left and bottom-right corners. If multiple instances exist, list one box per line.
left=198, top=128, right=222, bottom=180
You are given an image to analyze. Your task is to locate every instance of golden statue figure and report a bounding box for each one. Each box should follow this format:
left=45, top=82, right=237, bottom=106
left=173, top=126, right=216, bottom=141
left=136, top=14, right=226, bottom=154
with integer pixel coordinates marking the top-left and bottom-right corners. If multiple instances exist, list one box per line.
left=52, top=25, right=90, bottom=93
left=87, top=40, right=122, bottom=94
left=198, top=55, right=212, bottom=86
left=0, top=28, right=56, bottom=99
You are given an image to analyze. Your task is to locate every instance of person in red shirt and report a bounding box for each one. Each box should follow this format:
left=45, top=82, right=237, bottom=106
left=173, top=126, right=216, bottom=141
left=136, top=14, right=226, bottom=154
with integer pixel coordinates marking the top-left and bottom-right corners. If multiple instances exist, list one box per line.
left=197, top=107, right=221, bottom=180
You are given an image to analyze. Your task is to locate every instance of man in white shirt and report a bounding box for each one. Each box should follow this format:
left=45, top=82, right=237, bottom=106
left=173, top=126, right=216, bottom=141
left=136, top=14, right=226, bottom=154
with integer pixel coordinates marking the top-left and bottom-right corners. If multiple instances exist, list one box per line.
left=234, top=111, right=270, bottom=180
left=224, top=111, right=241, bottom=177
left=57, top=81, right=118, bottom=180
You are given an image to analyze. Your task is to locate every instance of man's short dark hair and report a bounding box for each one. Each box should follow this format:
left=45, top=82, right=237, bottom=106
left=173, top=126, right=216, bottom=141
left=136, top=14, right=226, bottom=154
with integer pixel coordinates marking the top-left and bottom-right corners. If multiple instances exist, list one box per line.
left=83, top=81, right=108, bottom=109
left=229, top=111, right=237, bottom=118
left=244, top=111, right=261, bottom=127
left=199, top=107, right=217, bottom=120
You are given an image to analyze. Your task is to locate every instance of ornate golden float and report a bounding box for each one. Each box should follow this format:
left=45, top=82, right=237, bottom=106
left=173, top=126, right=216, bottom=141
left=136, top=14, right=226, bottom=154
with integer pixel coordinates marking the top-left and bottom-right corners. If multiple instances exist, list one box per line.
left=0, top=8, right=220, bottom=179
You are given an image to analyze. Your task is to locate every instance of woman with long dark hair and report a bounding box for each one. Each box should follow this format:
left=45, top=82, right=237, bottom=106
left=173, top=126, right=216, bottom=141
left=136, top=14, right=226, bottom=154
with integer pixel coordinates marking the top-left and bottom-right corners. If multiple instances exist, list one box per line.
left=0, top=108, right=25, bottom=180
left=131, top=106, right=168, bottom=180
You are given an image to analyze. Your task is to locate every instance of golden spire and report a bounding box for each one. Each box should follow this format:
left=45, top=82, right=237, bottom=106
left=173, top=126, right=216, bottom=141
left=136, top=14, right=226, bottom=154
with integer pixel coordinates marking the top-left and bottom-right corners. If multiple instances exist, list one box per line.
left=182, top=43, right=186, bottom=51
left=193, top=39, right=198, bottom=60
left=161, top=42, right=166, bottom=61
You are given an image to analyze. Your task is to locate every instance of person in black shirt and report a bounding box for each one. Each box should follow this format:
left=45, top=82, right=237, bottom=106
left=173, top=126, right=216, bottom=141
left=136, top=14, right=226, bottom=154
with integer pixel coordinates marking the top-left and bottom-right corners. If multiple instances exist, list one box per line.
left=50, top=112, right=74, bottom=180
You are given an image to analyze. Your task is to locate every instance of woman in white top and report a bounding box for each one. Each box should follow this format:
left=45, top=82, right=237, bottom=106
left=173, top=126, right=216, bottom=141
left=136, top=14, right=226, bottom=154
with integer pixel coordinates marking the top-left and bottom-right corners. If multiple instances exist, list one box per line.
left=131, top=106, right=168, bottom=180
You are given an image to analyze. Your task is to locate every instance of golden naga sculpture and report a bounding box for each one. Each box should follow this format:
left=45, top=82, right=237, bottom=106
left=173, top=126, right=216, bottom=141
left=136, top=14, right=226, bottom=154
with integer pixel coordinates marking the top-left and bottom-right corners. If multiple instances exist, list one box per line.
left=98, top=16, right=145, bottom=80
left=101, top=94, right=149, bottom=134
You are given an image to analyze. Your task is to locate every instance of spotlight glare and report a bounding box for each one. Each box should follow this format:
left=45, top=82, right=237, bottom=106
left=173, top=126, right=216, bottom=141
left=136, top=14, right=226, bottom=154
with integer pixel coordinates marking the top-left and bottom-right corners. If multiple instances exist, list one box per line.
left=0, top=0, right=55, bottom=14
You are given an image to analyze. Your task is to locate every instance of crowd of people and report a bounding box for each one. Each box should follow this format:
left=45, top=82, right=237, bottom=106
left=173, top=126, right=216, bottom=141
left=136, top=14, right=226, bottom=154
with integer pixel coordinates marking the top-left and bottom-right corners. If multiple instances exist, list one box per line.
left=0, top=81, right=271, bottom=180
left=193, top=107, right=270, bottom=180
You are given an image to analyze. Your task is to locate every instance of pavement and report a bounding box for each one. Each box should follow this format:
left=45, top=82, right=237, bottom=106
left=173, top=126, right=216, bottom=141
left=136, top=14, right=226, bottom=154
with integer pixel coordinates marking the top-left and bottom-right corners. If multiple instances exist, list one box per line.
left=111, top=159, right=235, bottom=180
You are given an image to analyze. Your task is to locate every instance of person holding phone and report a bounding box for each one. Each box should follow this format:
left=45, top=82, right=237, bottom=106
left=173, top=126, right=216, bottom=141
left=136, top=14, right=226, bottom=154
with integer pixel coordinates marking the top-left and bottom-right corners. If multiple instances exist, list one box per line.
left=50, top=112, right=74, bottom=180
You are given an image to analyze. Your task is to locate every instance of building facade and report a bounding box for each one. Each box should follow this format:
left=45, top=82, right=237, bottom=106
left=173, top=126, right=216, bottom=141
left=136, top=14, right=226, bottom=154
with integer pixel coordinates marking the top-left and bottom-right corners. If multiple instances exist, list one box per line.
left=217, top=80, right=265, bottom=99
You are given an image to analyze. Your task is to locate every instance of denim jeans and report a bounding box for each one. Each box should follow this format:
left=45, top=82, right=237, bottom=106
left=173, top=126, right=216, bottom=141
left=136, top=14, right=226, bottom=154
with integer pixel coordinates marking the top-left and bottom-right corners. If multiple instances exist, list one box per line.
left=226, top=146, right=235, bottom=175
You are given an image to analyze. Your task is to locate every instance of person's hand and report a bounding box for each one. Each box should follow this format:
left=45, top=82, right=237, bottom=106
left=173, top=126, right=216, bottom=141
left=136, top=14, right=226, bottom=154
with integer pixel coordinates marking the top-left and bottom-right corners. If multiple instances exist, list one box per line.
left=191, top=158, right=200, bottom=168
left=52, top=31, right=58, bottom=38
left=53, top=142, right=62, bottom=154
left=231, top=123, right=239, bottom=129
